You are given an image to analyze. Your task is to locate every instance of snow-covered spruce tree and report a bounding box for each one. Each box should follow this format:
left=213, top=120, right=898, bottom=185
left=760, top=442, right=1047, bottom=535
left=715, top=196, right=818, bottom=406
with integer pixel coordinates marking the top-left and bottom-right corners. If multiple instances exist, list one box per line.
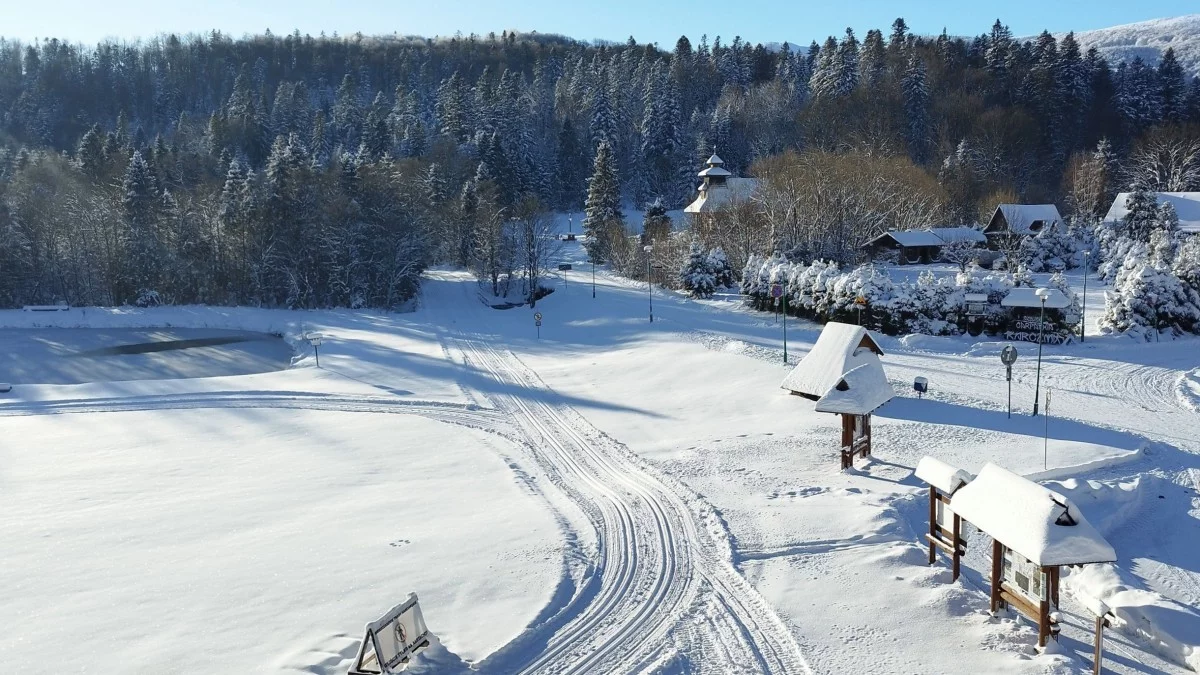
left=907, top=269, right=956, bottom=335
left=121, top=150, right=163, bottom=302
left=1020, top=220, right=1077, bottom=272
left=1172, top=235, right=1200, bottom=332
left=582, top=140, right=623, bottom=263
left=1101, top=239, right=1192, bottom=340
left=902, top=54, right=930, bottom=164
left=707, top=247, right=734, bottom=289
left=1046, top=272, right=1083, bottom=333
left=641, top=198, right=671, bottom=245
left=679, top=241, right=716, bottom=298
left=828, top=264, right=895, bottom=330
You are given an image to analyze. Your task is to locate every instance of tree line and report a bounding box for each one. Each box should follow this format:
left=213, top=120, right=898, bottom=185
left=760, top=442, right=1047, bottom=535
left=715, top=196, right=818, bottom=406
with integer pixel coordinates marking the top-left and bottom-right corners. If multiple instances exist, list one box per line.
left=1, top=20, right=1199, bottom=307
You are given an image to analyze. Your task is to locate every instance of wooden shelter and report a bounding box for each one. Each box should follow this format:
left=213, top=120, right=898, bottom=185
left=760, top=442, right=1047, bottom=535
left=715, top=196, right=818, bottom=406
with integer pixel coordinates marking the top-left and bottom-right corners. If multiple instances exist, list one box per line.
left=949, top=463, right=1116, bottom=647
left=984, top=204, right=1063, bottom=241
left=862, top=227, right=986, bottom=265
left=914, top=456, right=974, bottom=581
left=782, top=323, right=894, bottom=468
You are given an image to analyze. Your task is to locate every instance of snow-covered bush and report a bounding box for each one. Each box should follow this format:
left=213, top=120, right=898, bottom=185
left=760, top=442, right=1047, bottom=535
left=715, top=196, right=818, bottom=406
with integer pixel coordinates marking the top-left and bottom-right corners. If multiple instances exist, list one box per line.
left=135, top=289, right=162, bottom=307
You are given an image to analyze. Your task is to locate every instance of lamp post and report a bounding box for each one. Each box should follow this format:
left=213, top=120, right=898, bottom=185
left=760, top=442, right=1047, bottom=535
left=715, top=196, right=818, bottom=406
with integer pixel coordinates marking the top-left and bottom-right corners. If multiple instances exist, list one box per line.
left=1081, top=250, right=1090, bottom=343
left=592, top=257, right=597, bottom=299
left=644, top=244, right=654, bottom=323
left=1032, top=288, right=1049, bottom=416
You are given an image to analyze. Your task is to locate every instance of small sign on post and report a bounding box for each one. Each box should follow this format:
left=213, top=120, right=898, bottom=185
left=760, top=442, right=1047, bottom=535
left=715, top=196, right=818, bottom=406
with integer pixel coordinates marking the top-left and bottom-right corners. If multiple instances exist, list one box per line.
left=1001, top=345, right=1018, bottom=418
left=534, top=312, right=543, bottom=339
left=349, top=593, right=431, bottom=675
left=913, top=376, right=928, bottom=399
left=307, top=333, right=324, bottom=368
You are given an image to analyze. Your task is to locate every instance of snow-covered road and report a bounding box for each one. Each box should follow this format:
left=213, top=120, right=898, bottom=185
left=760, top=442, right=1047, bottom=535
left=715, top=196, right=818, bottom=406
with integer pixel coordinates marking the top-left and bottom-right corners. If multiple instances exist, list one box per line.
left=427, top=273, right=810, bottom=674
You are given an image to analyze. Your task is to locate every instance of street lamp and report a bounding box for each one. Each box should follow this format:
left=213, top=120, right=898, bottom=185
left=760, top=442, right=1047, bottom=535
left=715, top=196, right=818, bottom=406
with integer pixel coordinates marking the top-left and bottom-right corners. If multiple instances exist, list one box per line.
left=1081, top=250, right=1090, bottom=343
left=644, top=244, right=654, bottom=322
left=592, top=256, right=598, bottom=299
left=1032, top=288, right=1049, bottom=416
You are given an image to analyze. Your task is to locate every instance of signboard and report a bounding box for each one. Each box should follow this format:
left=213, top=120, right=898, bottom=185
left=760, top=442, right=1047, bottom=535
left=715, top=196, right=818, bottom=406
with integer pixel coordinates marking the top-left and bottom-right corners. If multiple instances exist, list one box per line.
left=1000, top=345, right=1018, bottom=366
left=533, top=312, right=543, bottom=322
left=1004, top=329, right=1071, bottom=345
left=1001, top=548, right=1046, bottom=604
left=349, top=594, right=431, bottom=675
left=771, top=284, right=783, bottom=298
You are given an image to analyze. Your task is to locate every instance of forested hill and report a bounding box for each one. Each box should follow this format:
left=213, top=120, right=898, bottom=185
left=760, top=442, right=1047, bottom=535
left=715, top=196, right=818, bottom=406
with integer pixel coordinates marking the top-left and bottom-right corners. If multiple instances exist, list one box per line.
left=0, top=19, right=1199, bottom=309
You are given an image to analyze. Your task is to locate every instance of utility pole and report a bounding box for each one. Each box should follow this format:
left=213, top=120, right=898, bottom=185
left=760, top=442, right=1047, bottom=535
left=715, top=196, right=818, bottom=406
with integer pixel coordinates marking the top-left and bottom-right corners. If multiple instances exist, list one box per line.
left=644, top=244, right=654, bottom=323
left=1081, top=250, right=1090, bottom=342
left=1032, top=290, right=1049, bottom=416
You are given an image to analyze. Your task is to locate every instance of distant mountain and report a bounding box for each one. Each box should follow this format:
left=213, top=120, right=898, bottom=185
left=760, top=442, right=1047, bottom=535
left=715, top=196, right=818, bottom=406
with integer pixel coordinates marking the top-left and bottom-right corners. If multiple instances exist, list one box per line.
left=1068, top=14, right=1200, bottom=78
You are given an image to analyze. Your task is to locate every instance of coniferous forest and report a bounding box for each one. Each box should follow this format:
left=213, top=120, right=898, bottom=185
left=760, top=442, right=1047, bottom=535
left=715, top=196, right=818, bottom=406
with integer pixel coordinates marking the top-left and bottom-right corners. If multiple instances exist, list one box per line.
left=1, top=20, right=1199, bottom=308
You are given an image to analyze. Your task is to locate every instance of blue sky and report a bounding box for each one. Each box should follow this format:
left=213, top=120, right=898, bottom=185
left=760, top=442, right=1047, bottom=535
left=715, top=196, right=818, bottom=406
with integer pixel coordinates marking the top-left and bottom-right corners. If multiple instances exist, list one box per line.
left=4, top=0, right=1198, bottom=47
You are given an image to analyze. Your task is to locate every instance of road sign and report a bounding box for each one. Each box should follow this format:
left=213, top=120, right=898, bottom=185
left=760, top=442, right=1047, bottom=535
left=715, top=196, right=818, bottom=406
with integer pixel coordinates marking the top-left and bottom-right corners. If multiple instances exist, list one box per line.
left=771, top=284, right=783, bottom=298
left=534, top=312, right=543, bottom=321
left=1000, top=344, right=1018, bottom=366
left=855, top=295, right=868, bottom=305
left=535, top=320, right=542, bottom=327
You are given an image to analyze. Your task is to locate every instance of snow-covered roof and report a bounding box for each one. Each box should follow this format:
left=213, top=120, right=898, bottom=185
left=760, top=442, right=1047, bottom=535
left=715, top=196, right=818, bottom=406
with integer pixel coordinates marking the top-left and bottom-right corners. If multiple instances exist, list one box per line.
left=706, top=153, right=724, bottom=166
left=865, top=227, right=987, bottom=248
left=698, top=166, right=733, bottom=177
left=813, top=362, right=895, bottom=415
left=949, top=463, right=1116, bottom=566
left=684, top=178, right=759, bottom=213
left=915, top=456, right=974, bottom=495
left=781, top=322, right=885, bottom=399
left=989, top=204, right=1063, bottom=235
left=1001, top=287, right=1071, bottom=309
left=1103, top=192, right=1200, bottom=233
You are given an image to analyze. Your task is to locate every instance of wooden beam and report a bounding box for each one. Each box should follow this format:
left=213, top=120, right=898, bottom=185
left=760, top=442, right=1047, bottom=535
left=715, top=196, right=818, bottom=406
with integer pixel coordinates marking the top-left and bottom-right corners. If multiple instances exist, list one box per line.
left=928, top=486, right=937, bottom=565
left=990, top=539, right=1003, bottom=613
left=951, top=512, right=962, bottom=581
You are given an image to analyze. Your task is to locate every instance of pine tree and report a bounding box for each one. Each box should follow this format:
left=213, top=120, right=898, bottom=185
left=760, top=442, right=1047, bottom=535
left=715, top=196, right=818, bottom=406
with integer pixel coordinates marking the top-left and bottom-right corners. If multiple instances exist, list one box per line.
left=121, top=150, right=162, bottom=299
left=1157, top=48, right=1187, bottom=122
left=810, top=37, right=839, bottom=100
left=679, top=241, right=716, bottom=297
left=835, top=28, right=861, bottom=96
left=555, top=118, right=584, bottom=209
left=76, top=124, right=105, bottom=178
left=641, top=198, right=671, bottom=244
left=1120, top=186, right=1159, bottom=242
left=582, top=140, right=622, bottom=262
left=361, top=91, right=391, bottom=159
left=707, top=247, right=734, bottom=288
left=859, top=30, right=886, bottom=87
left=332, top=74, right=362, bottom=149
left=436, top=71, right=469, bottom=144
left=902, top=55, right=930, bottom=164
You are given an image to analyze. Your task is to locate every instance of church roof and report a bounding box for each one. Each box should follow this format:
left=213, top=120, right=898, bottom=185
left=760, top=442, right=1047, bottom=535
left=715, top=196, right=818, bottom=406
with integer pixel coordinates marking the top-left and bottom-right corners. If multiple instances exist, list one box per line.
left=706, top=153, right=725, bottom=166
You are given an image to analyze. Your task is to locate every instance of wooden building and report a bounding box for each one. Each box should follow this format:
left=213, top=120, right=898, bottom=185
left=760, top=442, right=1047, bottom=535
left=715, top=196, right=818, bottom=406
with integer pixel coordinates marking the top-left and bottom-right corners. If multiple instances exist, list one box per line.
left=983, top=204, right=1063, bottom=243
left=949, top=463, right=1116, bottom=647
left=915, top=456, right=974, bottom=581
left=781, top=323, right=894, bottom=469
left=862, top=227, right=987, bottom=265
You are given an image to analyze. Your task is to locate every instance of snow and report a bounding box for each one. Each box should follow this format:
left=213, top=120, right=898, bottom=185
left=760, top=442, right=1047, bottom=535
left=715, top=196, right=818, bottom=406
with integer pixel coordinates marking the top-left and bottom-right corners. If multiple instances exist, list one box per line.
left=915, top=456, right=974, bottom=495
left=950, top=463, right=1117, bottom=567
left=813, top=362, right=895, bottom=415
left=1069, top=14, right=1200, bottom=78
left=780, top=322, right=884, bottom=398
left=1002, top=287, right=1072, bottom=309
left=2, top=225, right=1199, bottom=674
left=1104, top=192, right=1200, bottom=234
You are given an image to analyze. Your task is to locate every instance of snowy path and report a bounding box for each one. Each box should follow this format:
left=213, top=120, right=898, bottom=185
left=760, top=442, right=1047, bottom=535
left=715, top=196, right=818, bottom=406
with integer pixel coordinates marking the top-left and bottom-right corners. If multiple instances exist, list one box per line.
left=427, top=274, right=809, bottom=674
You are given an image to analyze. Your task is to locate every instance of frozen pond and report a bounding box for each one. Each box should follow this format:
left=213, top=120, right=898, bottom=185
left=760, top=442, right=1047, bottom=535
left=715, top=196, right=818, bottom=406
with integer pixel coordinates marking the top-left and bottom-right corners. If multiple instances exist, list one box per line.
left=0, top=328, right=293, bottom=384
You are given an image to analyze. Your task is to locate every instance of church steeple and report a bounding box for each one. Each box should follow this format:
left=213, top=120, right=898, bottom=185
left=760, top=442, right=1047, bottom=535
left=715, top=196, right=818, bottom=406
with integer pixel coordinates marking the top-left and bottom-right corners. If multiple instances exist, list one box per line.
left=697, top=149, right=731, bottom=191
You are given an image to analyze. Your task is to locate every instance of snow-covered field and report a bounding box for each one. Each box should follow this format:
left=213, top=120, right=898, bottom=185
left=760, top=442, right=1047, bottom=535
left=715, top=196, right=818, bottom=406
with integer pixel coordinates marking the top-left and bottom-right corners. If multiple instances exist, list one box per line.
left=1, top=237, right=1198, bottom=673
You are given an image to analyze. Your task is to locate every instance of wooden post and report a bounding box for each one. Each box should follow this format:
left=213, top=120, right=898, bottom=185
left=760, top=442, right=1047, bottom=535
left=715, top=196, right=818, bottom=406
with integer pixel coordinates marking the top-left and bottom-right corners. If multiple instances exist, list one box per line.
left=1049, top=566, right=1060, bottom=608
left=951, top=512, right=962, bottom=582
left=863, top=414, right=872, bottom=457
left=1038, top=596, right=1051, bottom=647
left=1093, top=614, right=1105, bottom=675
left=990, top=540, right=1003, bottom=613
left=928, top=486, right=938, bottom=565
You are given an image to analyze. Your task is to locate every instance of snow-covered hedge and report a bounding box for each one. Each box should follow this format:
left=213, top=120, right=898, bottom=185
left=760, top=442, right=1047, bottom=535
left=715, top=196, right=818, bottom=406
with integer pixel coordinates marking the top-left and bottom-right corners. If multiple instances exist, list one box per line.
left=740, top=255, right=1080, bottom=338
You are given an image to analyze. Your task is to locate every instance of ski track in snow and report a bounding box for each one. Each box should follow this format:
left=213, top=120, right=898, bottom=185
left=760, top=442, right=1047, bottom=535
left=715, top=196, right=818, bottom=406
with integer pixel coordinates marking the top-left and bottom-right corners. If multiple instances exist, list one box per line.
left=427, top=280, right=810, bottom=674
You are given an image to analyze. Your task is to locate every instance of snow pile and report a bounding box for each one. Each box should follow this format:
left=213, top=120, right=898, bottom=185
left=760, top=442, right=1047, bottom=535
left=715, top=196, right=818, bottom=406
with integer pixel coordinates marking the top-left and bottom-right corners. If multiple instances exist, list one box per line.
left=1176, top=368, right=1200, bottom=412
left=780, top=321, right=883, bottom=398
left=949, top=463, right=1116, bottom=566
left=1066, top=564, right=1200, bottom=671
left=914, top=456, right=973, bottom=495
left=813, top=362, right=896, bottom=415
